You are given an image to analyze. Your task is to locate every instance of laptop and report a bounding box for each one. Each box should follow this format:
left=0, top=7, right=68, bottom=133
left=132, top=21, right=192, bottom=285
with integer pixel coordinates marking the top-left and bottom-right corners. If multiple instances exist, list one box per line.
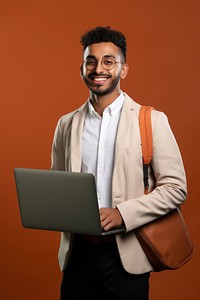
left=14, top=168, right=125, bottom=236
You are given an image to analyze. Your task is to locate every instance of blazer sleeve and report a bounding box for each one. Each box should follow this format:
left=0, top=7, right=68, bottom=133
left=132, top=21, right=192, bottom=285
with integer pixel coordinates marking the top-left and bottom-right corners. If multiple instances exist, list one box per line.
left=117, top=110, right=187, bottom=232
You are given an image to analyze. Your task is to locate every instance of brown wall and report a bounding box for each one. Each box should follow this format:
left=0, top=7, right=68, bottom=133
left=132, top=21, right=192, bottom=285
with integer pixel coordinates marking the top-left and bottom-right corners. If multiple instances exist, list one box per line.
left=0, top=0, right=199, bottom=299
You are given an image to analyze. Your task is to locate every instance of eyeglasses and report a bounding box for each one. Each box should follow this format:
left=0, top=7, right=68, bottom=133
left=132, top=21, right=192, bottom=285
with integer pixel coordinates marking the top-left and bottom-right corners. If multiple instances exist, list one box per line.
left=83, top=57, right=123, bottom=71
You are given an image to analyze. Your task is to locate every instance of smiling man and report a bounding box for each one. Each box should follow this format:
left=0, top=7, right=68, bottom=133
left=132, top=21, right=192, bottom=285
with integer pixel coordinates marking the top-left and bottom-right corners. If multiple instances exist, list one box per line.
left=81, top=42, right=128, bottom=107
left=51, top=26, right=187, bottom=300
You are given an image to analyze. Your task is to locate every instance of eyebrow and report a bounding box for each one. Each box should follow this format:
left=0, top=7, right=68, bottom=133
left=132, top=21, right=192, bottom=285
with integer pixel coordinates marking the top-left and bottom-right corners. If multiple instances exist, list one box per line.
left=86, top=54, right=117, bottom=60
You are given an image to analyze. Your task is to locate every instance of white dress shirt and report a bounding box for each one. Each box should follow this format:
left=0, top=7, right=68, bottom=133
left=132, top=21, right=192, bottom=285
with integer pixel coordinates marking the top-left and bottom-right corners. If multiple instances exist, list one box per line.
left=81, top=91, right=125, bottom=208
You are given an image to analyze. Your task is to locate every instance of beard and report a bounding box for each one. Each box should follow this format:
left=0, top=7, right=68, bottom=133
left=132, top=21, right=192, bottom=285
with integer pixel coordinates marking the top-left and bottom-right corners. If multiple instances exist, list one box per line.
left=82, top=73, right=121, bottom=96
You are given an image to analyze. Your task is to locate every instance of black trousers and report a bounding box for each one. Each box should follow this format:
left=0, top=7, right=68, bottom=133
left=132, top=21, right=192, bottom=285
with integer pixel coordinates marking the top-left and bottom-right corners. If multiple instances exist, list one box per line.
left=60, top=235, right=150, bottom=300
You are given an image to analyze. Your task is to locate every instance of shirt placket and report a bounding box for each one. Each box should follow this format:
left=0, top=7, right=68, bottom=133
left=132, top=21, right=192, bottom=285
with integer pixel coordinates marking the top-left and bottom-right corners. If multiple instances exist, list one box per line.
left=96, top=112, right=108, bottom=208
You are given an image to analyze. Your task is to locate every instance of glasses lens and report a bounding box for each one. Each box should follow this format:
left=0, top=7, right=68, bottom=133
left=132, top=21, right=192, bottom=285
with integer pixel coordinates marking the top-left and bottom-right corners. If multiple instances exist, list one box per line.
left=102, top=57, right=116, bottom=70
left=85, top=58, right=97, bottom=70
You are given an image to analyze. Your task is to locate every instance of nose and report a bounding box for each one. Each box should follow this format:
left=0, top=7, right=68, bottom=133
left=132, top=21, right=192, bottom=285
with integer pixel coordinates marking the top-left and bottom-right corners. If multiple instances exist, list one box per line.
left=95, top=60, right=104, bottom=73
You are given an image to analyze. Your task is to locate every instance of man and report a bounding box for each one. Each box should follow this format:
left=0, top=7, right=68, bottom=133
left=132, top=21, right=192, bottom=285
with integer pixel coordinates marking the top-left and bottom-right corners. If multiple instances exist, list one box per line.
left=51, top=26, right=187, bottom=300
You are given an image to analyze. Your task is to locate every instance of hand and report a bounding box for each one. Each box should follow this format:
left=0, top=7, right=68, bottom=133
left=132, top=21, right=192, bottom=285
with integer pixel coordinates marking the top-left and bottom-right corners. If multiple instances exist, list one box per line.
left=99, top=208, right=123, bottom=231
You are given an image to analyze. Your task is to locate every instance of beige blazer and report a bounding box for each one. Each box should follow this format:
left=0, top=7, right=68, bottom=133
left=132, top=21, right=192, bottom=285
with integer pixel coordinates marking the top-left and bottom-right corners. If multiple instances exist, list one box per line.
left=51, top=93, right=187, bottom=274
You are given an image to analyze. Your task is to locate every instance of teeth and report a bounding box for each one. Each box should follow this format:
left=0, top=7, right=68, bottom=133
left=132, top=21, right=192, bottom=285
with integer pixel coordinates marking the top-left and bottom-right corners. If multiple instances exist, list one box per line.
left=93, top=77, right=107, bottom=81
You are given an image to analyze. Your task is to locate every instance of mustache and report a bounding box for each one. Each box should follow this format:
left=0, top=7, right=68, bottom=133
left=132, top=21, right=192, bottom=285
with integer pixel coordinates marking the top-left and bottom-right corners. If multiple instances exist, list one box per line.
left=88, top=72, right=111, bottom=78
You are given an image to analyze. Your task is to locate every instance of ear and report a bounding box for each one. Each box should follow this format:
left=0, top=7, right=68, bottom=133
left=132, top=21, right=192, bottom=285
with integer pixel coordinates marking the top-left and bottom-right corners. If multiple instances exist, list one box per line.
left=120, top=63, right=129, bottom=79
left=80, top=65, right=83, bottom=78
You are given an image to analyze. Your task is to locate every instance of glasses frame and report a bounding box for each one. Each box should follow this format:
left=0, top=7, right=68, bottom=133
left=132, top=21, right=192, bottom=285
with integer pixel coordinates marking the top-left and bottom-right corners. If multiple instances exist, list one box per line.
left=82, top=57, right=123, bottom=71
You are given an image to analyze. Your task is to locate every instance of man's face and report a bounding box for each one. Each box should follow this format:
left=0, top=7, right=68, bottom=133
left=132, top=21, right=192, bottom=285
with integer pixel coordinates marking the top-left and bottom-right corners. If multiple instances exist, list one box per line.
left=81, top=42, right=127, bottom=96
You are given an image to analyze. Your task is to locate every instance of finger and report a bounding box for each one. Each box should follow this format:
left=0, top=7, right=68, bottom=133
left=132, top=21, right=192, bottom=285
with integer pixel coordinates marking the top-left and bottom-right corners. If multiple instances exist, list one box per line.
left=101, top=215, right=111, bottom=228
left=99, top=208, right=109, bottom=222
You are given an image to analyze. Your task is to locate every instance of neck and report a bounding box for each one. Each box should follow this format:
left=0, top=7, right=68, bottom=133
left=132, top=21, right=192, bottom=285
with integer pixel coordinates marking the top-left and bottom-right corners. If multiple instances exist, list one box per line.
left=90, top=90, right=121, bottom=117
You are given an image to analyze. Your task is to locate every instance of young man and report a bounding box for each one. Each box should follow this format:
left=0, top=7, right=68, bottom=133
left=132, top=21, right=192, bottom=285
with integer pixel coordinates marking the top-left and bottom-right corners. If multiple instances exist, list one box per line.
left=51, top=26, right=187, bottom=300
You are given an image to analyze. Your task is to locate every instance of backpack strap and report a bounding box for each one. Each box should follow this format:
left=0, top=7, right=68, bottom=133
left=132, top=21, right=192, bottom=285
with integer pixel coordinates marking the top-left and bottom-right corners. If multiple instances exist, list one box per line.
left=139, top=106, right=154, bottom=194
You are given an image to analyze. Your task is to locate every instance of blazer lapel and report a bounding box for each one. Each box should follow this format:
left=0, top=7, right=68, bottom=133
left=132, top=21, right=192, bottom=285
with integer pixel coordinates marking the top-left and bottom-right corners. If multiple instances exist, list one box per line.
left=70, top=102, right=88, bottom=172
left=114, top=94, right=140, bottom=166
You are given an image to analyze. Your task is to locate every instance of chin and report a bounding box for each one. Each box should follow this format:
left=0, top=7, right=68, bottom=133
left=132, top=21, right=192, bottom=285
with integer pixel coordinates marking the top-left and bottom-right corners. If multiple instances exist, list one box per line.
left=88, top=83, right=120, bottom=96
left=91, top=88, right=112, bottom=96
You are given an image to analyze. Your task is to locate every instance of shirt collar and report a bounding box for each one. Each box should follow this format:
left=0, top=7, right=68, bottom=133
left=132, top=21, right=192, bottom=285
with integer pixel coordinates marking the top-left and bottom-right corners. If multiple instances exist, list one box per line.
left=107, top=91, right=124, bottom=117
left=88, top=91, right=125, bottom=118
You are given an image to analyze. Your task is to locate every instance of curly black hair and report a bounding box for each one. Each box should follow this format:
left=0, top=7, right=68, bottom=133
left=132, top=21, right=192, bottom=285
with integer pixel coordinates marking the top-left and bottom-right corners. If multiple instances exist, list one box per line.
left=80, top=26, right=127, bottom=61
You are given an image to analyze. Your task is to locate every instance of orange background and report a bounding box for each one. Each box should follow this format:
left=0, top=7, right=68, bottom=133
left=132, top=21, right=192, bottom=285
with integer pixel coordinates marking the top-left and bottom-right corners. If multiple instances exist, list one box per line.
left=0, top=0, right=199, bottom=299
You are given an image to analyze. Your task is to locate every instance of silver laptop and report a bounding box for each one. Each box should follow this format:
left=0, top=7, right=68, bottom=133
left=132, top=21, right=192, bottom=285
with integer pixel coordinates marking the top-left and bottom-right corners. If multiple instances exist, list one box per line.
left=14, top=168, right=125, bottom=236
